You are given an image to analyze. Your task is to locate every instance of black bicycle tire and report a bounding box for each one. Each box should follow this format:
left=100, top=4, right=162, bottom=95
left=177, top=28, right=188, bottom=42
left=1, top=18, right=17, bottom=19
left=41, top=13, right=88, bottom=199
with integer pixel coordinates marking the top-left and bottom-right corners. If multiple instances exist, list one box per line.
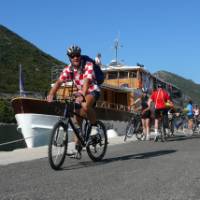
left=135, top=120, right=143, bottom=140
left=161, top=122, right=166, bottom=142
left=169, top=120, right=174, bottom=135
left=86, top=120, right=107, bottom=162
left=48, top=121, right=68, bottom=170
left=193, top=124, right=197, bottom=134
left=124, top=121, right=134, bottom=141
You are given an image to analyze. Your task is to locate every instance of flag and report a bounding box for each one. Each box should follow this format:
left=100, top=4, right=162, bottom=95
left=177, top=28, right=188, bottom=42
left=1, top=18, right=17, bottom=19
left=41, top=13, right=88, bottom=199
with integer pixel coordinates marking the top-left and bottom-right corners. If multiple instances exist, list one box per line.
left=19, top=64, right=25, bottom=96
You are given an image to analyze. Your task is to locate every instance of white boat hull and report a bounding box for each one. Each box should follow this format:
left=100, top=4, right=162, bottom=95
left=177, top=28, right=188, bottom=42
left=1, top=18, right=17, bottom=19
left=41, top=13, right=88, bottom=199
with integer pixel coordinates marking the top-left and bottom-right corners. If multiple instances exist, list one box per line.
left=15, top=113, right=61, bottom=148
left=12, top=97, right=132, bottom=148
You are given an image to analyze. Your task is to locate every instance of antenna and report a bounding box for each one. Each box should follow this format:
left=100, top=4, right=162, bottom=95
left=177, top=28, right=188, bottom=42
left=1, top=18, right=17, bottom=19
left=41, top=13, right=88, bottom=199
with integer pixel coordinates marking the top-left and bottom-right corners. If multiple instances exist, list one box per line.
left=113, top=33, right=123, bottom=64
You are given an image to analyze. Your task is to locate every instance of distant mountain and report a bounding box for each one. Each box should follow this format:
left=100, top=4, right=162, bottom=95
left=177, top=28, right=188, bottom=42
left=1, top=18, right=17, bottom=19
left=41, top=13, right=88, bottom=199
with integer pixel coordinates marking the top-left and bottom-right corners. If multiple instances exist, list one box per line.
left=154, top=71, right=200, bottom=105
left=0, top=24, right=65, bottom=94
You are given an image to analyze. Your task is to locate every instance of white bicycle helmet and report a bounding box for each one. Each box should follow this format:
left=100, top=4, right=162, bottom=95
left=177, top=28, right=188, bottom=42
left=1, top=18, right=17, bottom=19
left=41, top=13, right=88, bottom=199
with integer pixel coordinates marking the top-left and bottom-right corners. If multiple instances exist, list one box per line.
left=67, top=45, right=81, bottom=57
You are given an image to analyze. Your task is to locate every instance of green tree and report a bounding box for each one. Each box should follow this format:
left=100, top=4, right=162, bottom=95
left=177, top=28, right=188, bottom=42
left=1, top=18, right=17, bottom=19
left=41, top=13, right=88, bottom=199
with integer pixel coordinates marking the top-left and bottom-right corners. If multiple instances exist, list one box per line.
left=0, top=99, right=15, bottom=123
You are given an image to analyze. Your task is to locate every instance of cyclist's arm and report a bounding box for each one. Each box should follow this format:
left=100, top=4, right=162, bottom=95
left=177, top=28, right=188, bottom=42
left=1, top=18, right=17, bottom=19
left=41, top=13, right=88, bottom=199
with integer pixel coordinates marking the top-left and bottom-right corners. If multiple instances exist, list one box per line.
left=47, top=79, right=63, bottom=102
left=82, top=62, right=94, bottom=97
left=147, top=97, right=153, bottom=108
left=82, top=78, right=90, bottom=97
left=134, top=97, right=141, bottom=105
left=142, top=107, right=150, bottom=113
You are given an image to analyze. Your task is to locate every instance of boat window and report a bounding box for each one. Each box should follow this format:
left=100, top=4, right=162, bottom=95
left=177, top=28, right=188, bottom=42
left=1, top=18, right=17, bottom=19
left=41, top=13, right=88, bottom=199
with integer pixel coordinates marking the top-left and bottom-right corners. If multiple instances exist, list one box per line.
left=129, top=72, right=137, bottom=78
left=108, top=72, right=118, bottom=79
left=119, top=71, right=128, bottom=79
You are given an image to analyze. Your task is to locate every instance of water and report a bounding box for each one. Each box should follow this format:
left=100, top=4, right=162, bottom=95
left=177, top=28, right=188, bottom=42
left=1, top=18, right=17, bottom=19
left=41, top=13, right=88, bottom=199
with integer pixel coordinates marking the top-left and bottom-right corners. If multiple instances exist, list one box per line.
left=0, top=124, right=26, bottom=151
left=0, top=120, right=127, bottom=151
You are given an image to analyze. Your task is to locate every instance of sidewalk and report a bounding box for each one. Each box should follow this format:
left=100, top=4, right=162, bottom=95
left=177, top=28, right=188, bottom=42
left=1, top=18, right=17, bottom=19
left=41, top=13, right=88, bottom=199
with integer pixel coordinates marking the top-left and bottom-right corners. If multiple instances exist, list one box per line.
left=0, top=130, right=137, bottom=166
left=0, top=130, right=189, bottom=166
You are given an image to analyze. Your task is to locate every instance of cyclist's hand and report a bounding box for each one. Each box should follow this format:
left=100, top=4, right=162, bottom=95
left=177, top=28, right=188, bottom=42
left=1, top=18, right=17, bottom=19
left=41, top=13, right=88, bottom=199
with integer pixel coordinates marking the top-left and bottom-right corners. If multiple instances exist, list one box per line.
left=75, top=96, right=85, bottom=104
left=47, top=94, right=54, bottom=102
left=73, top=92, right=82, bottom=98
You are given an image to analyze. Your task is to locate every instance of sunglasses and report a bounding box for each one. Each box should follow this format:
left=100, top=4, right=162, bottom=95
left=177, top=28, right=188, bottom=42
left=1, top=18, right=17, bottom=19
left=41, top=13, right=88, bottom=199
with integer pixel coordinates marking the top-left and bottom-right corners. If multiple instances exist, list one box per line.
left=70, top=54, right=81, bottom=59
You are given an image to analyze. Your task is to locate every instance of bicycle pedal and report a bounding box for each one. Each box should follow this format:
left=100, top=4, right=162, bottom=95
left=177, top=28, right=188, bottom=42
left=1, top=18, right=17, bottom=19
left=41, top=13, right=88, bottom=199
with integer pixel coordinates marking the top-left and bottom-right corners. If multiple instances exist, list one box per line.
left=68, top=152, right=82, bottom=160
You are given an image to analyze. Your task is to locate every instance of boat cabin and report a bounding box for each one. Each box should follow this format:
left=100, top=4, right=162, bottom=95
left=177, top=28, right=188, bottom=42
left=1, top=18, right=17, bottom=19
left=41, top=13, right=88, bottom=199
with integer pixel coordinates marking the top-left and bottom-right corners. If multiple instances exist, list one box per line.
left=52, top=63, right=183, bottom=112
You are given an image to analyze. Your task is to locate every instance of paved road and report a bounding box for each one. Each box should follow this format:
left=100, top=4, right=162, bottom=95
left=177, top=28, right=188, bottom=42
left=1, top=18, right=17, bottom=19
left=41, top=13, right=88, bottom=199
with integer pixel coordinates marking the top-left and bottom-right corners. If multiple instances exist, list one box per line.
left=1, top=133, right=200, bottom=200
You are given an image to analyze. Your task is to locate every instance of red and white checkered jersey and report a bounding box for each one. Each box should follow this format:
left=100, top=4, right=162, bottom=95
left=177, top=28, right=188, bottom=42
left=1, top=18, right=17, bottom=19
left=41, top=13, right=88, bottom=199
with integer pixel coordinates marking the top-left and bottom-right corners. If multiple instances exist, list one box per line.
left=59, top=62, right=100, bottom=95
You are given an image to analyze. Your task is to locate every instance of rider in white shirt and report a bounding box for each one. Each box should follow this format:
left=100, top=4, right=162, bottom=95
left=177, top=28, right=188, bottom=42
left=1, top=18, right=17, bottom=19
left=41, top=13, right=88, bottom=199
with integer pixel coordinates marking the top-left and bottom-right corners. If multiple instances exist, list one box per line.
left=95, top=53, right=102, bottom=65
left=193, top=105, right=199, bottom=117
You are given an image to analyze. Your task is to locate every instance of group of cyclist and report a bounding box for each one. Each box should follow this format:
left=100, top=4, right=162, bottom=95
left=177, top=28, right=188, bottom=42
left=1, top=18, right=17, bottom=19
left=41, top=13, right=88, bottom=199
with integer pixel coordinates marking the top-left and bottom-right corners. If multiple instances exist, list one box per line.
left=132, top=86, right=200, bottom=141
left=132, top=84, right=173, bottom=141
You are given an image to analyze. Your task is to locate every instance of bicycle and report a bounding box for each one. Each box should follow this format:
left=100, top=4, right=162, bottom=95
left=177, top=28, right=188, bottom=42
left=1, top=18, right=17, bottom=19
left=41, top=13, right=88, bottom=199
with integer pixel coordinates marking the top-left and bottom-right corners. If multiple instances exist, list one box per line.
left=174, top=112, right=188, bottom=133
left=124, top=113, right=143, bottom=141
left=48, top=98, right=108, bottom=170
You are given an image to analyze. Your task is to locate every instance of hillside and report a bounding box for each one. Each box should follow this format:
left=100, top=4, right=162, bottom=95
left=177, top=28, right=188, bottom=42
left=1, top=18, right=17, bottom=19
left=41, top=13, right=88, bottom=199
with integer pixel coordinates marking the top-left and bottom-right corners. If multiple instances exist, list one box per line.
left=0, top=24, right=65, bottom=94
left=1, top=25, right=200, bottom=105
left=154, top=71, right=200, bottom=105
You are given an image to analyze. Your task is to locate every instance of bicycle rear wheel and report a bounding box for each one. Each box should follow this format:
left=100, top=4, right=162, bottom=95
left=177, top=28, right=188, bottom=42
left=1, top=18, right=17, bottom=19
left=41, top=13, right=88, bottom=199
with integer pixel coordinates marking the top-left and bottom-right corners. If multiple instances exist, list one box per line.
left=86, top=120, right=107, bottom=161
left=48, top=121, right=68, bottom=170
left=160, top=123, right=167, bottom=142
left=169, top=120, right=174, bottom=136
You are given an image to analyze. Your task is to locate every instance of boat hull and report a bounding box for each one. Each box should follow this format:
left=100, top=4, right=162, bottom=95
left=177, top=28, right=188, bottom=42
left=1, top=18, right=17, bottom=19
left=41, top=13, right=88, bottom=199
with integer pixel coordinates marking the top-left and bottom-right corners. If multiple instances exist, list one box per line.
left=15, top=113, right=60, bottom=148
left=12, top=97, right=132, bottom=148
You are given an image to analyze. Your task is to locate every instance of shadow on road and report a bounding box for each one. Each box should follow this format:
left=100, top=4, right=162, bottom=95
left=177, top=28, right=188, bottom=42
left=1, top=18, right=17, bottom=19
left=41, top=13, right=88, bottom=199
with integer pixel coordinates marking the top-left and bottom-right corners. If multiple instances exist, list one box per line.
left=62, top=149, right=176, bottom=171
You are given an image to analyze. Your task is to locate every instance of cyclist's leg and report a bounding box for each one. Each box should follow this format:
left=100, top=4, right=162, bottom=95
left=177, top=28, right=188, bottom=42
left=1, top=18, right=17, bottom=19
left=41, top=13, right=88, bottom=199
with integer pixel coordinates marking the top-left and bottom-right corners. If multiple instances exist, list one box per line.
left=72, top=91, right=99, bottom=153
left=141, top=118, right=147, bottom=140
left=146, top=117, right=151, bottom=140
left=81, top=91, right=100, bottom=125
left=187, top=115, right=193, bottom=134
left=72, top=109, right=83, bottom=152
left=81, top=91, right=101, bottom=137
left=144, top=110, right=151, bottom=140
left=163, top=109, right=169, bottom=129
left=154, top=109, right=160, bottom=141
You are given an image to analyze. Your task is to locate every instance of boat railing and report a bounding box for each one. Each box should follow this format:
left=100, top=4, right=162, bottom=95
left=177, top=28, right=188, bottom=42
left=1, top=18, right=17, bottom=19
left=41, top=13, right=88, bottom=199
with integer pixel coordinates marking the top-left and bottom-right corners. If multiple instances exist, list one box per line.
left=51, top=65, right=66, bottom=83
left=96, top=100, right=133, bottom=113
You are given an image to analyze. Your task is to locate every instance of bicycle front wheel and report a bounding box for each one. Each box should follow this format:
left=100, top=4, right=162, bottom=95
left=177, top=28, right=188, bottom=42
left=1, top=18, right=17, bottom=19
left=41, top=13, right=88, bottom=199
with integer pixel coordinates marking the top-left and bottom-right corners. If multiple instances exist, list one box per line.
left=86, top=120, right=107, bottom=162
left=124, top=121, right=135, bottom=141
left=135, top=120, right=143, bottom=140
left=48, top=121, right=68, bottom=170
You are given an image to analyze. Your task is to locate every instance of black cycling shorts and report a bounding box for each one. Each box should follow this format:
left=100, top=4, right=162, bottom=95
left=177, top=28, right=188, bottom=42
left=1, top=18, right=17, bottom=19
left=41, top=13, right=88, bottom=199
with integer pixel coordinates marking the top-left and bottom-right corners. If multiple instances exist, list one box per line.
left=154, top=108, right=168, bottom=119
left=141, top=110, right=151, bottom=119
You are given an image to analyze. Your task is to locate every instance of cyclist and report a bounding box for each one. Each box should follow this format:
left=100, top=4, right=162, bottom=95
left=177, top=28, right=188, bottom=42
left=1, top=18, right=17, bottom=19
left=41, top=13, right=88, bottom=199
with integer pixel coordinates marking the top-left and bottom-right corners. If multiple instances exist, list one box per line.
left=148, top=83, right=171, bottom=141
left=47, top=45, right=101, bottom=154
left=185, top=100, right=193, bottom=133
left=132, top=88, right=151, bottom=140
left=193, top=104, right=199, bottom=118
left=95, top=53, right=102, bottom=65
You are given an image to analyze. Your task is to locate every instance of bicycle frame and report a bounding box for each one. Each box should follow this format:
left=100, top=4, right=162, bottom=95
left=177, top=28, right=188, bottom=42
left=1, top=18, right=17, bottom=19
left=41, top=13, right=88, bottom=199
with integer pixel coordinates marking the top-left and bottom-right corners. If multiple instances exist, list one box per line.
left=62, top=100, right=91, bottom=147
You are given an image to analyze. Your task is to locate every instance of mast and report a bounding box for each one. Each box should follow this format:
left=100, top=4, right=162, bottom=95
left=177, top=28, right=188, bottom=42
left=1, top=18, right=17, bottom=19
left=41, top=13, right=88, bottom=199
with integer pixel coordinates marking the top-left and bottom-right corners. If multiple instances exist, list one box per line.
left=19, top=64, right=25, bottom=96
left=113, top=35, right=123, bottom=64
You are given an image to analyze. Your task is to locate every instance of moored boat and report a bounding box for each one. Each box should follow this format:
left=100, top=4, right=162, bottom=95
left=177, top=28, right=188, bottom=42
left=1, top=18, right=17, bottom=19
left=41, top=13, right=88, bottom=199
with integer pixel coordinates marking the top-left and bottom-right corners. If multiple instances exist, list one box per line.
left=11, top=59, right=183, bottom=148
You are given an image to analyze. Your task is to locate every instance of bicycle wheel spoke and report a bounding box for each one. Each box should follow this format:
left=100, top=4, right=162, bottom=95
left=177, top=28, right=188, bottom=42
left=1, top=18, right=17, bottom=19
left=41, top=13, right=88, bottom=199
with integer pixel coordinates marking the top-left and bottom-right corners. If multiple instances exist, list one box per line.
left=86, top=121, right=107, bottom=161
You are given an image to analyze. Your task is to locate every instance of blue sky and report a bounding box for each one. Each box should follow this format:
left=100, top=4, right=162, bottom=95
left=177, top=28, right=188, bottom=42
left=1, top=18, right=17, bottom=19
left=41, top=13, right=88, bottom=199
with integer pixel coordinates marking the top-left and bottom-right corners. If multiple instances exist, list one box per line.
left=1, top=0, right=200, bottom=83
